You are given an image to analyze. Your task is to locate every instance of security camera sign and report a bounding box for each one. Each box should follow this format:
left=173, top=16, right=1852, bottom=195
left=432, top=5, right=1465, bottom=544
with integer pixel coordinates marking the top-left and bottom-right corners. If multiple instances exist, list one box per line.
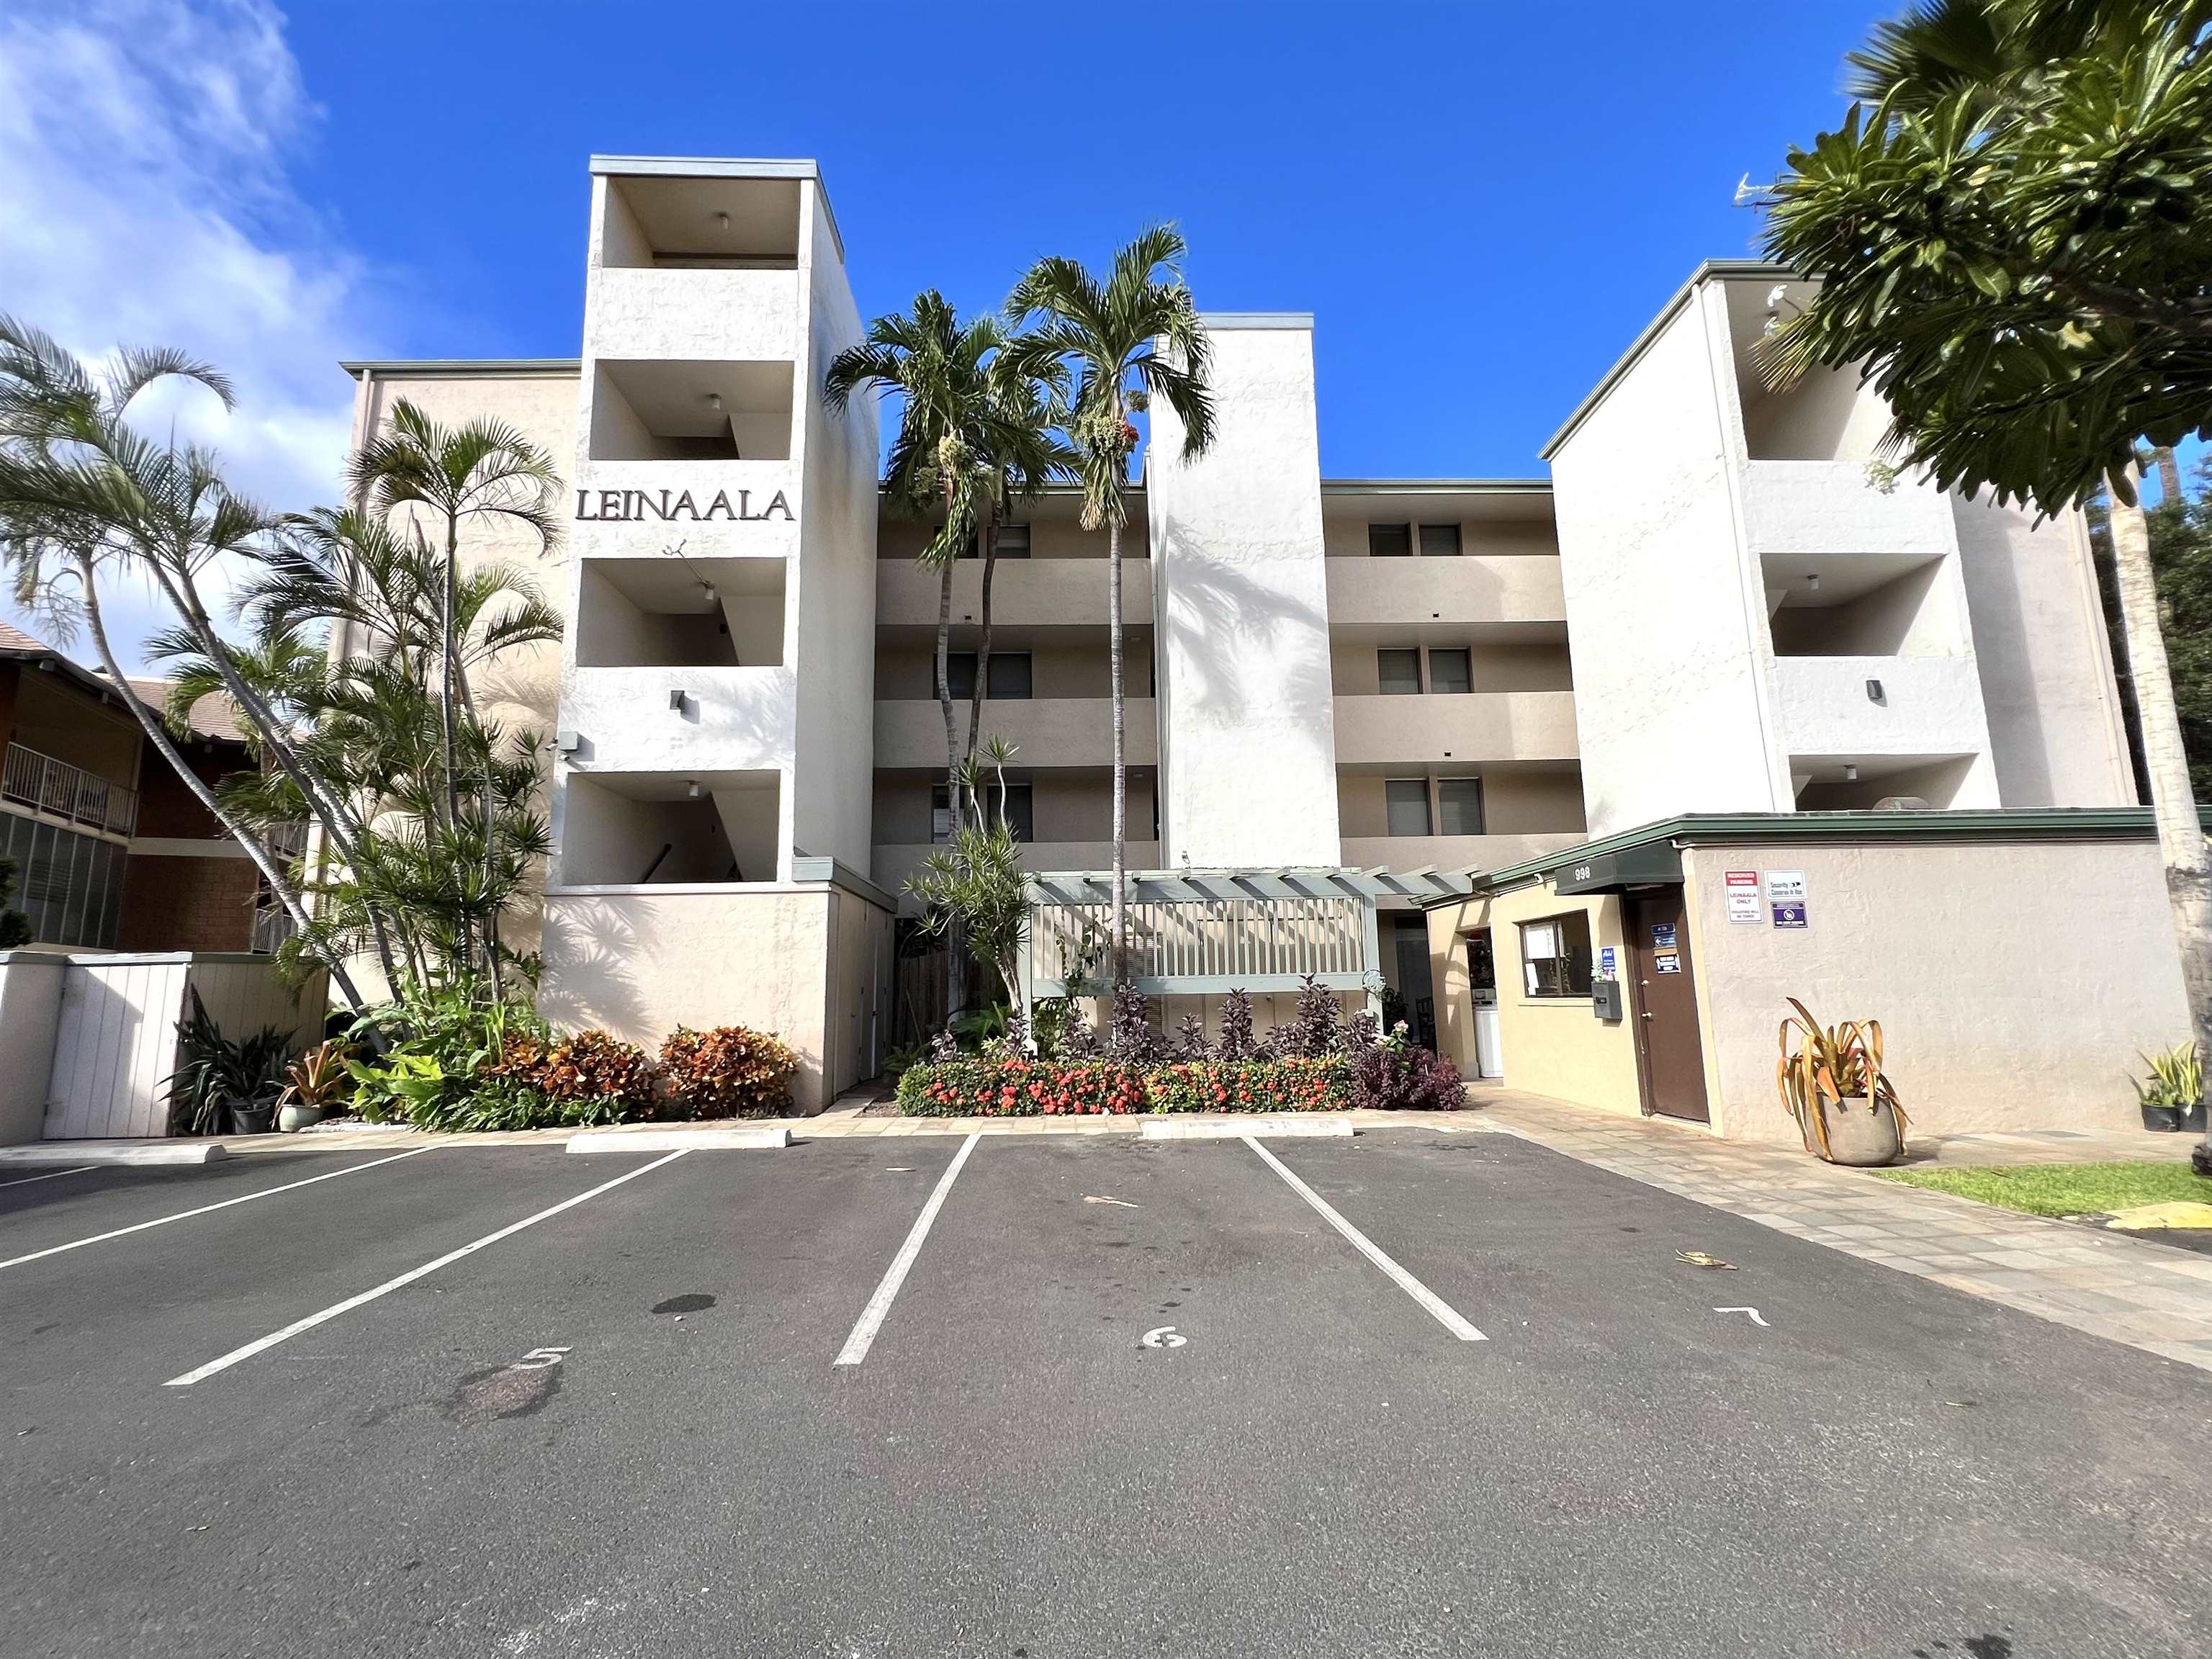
left=1765, top=870, right=1808, bottom=929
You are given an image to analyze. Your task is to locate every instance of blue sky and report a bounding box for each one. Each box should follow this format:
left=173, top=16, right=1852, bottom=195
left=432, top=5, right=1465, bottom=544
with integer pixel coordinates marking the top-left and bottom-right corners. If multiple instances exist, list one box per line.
left=283, top=1, right=1892, bottom=477
left=0, top=0, right=1894, bottom=663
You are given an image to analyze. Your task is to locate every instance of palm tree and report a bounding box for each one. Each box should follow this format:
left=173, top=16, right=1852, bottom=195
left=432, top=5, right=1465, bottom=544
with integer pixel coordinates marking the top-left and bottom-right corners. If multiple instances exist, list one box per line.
left=1009, top=228, right=1215, bottom=982
left=348, top=402, right=561, bottom=983
left=826, top=294, right=1069, bottom=1017
left=0, top=319, right=374, bottom=1010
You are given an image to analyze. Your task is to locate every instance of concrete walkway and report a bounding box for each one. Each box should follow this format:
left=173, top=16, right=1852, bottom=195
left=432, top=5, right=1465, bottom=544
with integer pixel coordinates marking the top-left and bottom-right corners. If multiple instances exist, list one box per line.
left=1476, top=1091, right=2212, bottom=1374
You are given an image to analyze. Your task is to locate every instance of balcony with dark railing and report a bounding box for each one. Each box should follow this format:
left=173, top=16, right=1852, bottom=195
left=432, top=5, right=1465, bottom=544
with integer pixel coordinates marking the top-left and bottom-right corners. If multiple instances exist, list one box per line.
left=1, top=744, right=138, bottom=837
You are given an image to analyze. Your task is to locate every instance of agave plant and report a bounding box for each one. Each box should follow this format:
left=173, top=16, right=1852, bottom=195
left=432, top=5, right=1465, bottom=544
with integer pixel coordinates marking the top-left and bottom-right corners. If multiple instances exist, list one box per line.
left=1776, top=997, right=1907, bottom=1160
left=2134, top=1043, right=2205, bottom=1112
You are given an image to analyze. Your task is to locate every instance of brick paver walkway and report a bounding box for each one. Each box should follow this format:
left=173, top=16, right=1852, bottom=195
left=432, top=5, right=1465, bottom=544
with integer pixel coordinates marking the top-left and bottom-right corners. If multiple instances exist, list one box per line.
left=1475, top=1092, right=2212, bottom=1374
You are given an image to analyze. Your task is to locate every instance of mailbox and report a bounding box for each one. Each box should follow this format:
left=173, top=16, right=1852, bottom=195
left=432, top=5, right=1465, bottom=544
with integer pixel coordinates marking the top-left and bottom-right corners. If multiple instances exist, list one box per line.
left=1591, top=979, right=1625, bottom=1022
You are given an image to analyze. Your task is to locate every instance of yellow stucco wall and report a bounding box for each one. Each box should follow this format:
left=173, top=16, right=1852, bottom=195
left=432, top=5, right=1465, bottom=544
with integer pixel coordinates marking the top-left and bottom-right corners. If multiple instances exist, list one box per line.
left=1427, top=883, right=1642, bottom=1117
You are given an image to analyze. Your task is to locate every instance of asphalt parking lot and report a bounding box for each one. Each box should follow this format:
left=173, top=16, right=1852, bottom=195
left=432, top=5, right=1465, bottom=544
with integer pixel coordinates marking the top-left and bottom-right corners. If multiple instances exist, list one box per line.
left=5, top=1129, right=2211, bottom=1658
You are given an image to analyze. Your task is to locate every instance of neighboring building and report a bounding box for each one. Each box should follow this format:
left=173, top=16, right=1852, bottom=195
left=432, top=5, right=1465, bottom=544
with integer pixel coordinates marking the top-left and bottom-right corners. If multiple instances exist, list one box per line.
left=341, top=158, right=2181, bottom=1130
left=0, top=624, right=279, bottom=953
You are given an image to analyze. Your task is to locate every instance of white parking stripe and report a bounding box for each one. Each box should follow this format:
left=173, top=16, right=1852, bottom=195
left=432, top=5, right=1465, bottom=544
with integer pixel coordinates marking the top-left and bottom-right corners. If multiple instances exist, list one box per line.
left=164, top=1148, right=690, bottom=1387
left=0, top=1148, right=435, bottom=1272
left=0, top=1166, right=96, bottom=1191
left=1244, top=1136, right=1487, bottom=1343
left=835, top=1132, right=979, bottom=1367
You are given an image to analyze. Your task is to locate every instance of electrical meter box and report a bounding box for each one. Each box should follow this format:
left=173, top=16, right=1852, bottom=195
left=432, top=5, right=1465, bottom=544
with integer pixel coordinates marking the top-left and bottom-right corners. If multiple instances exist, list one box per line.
left=1591, top=979, right=1625, bottom=1022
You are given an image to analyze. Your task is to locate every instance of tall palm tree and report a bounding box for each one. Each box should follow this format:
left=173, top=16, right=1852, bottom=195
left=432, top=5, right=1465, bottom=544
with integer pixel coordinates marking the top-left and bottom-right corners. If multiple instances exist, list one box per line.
left=0, top=319, right=374, bottom=1010
left=826, top=294, right=1069, bottom=1017
left=1009, top=228, right=1215, bottom=981
left=348, top=401, right=560, bottom=984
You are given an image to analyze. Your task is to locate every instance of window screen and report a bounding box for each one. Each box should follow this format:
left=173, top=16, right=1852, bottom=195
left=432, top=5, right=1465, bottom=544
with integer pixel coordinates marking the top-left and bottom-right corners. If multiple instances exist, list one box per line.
left=1519, top=912, right=1594, bottom=998
left=1377, top=649, right=1423, bottom=695
left=1427, top=648, right=1472, bottom=694
left=996, top=523, right=1032, bottom=558
left=1437, top=778, right=1484, bottom=835
left=932, top=783, right=1033, bottom=842
left=1367, top=523, right=1412, bottom=557
left=943, top=652, right=1031, bottom=700
left=1419, top=523, right=1462, bottom=557
left=1384, top=778, right=1433, bottom=837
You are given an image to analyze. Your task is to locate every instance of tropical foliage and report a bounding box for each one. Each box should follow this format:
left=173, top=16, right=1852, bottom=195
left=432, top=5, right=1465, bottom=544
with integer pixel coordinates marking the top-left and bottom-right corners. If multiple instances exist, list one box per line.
left=1761, top=0, right=2212, bottom=1126
left=1776, top=997, right=1909, bottom=1161
left=658, top=1023, right=800, bottom=1118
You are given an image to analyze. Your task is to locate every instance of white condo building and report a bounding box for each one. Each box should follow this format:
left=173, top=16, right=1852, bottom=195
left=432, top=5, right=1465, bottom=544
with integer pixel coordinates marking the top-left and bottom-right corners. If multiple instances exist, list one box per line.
left=344, top=158, right=2168, bottom=1128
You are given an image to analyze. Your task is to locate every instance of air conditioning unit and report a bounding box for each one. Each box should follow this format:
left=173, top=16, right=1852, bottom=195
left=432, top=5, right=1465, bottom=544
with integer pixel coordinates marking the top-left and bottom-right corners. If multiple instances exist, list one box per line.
left=1873, top=795, right=1931, bottom=811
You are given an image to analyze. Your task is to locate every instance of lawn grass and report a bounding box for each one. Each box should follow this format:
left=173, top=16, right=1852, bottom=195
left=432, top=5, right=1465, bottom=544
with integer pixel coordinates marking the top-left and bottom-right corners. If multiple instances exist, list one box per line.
left=1874, top=1161, right=2212, bottom=1218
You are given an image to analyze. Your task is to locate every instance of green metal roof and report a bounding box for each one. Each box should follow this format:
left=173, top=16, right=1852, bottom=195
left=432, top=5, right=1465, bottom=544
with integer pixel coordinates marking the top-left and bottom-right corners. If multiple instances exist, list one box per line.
left=1422, top=806, right=2209, bottom=907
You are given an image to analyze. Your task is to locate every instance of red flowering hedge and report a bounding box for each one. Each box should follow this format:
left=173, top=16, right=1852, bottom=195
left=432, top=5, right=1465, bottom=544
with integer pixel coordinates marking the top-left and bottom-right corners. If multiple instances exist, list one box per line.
left=896, top=1056, right=1354, bottom=1116
left=898, top=1058, right=1147, bottom=1117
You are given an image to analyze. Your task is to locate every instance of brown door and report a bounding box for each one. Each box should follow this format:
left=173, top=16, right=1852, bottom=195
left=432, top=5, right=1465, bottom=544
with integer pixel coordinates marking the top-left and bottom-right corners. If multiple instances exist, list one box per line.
left=1626, top=890, right=1710, bottom=1123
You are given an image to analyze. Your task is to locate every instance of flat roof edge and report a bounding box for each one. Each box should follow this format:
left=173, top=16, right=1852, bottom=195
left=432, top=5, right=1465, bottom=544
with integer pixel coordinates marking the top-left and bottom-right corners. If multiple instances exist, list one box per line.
left=588, top=155, right=819, bottom=181
left=1537, top=259, right=1796, bottom=462
left=1200, top=312, right=1313, bottom=329
left=341, top=359, right=580, bottom=379
left=1321, top=477, right=1552, bottom=495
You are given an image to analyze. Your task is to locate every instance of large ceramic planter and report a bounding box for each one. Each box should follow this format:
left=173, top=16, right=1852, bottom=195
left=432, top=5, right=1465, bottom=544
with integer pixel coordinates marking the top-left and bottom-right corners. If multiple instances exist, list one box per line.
left=277, top=1102, right=326, bottom=1134
left=1807, top=1094, right=1902, bottom=1166
left=228, top=1101, right=276, bottom=1136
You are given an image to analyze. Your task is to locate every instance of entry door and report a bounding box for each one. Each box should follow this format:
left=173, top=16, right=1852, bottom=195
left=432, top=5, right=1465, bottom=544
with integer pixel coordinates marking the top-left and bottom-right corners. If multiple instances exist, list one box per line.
left=1626, top=891, right=1710, bottom=1123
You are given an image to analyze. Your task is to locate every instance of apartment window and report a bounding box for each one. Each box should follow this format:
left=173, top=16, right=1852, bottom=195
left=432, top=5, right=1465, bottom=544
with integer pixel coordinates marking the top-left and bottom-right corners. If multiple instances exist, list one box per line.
left=1384, top=778, right=1433, bottom=837
left=1519, top=912, right=1594, bottom=999
left=1368, top=523, right=1412, bottom=557
left=1377, top=648, right=1423, bottom=696
left=944, top=652, right=1033, bottom=701
left=1419, top=523, right=1462, bottom=557
left=1437, top=777, right=1485, bottom=835
left=0, top=813, right=124, bottom=949
left=1427, top=648, right=1473, bottom=694
left=997, top=523, right=1032, bottom=559
left=932, top=783, right=1033, bottom=843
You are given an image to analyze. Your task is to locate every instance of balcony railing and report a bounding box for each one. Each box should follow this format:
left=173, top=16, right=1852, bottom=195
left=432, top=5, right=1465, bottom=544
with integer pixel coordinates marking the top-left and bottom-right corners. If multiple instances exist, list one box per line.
left=2, top=744, right=138, bottom=837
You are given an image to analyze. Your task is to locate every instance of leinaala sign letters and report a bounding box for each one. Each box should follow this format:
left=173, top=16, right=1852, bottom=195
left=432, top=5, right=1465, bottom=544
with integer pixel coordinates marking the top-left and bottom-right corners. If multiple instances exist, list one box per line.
left=573, top=487, right=793, bottom=523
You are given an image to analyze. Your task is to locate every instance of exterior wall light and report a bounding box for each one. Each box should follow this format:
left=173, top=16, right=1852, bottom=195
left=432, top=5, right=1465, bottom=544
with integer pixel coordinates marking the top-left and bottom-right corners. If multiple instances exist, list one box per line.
left=668, top=688, right=686, bottom=711
left=1843, top=764, right=1859, bottom=781
left=687, top=780, right=701, bottom=799
left=1866, top=678, right=1884, bottom=703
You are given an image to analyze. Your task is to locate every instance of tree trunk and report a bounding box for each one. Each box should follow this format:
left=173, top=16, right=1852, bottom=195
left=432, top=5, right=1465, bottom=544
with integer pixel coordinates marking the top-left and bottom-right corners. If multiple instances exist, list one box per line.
left=76, top=555, right=369, bottom=1012
left=933, top=554, right=966, bottom=1021
left=145, top=554, right=405, bottom=994
left=451, top=660, right=507, bottom=994
left=1107, top=490, right=1127, bottom=990
left=2156, top=446, right=2185, bottom=507
left=437, top=517, right=472, bottom=977
left=967, top=506, right=996, bottom=766
left=2109, top=496, right=2212, bottom=1137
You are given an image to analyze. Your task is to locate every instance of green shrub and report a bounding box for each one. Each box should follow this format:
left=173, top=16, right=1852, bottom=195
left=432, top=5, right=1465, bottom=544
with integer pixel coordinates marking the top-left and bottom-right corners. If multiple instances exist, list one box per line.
left=659, top=1025, right=799, bottom=1118
left=1146, top=1058, right=1354, bottom=1113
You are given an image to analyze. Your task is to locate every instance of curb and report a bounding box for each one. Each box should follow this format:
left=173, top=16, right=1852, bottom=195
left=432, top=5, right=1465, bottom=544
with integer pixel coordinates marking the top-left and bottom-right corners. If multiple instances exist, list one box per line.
left=1141, top=1118, right=1354, bottom=1141
left=0, top=1141, right=228, bottom=1166
left=565, top=1125, right=790, bottom=1154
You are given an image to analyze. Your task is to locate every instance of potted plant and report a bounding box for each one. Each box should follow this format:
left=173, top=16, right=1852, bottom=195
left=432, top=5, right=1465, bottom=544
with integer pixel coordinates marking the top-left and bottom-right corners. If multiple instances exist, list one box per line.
left=1777, top=997, right=1909, bottom=1166
left=163, top=990, right=290, bottom=1138
left=2133, top=1043, right=2206, bottom=1133
left=277, top=1038, right=352, bottom=1133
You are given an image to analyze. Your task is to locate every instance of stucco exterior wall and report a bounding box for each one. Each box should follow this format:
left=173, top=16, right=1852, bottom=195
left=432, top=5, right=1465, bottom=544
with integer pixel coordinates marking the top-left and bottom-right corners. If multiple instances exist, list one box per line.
left=1550, top=292, right=1784, bottom=835
left=539, top=884, right=873, bottom=1112
left=0, top=952, right=65, bottom=1145
left=1148, top=321, right=1341, bottom=866
left=1950, top=496, right=2136, bottom=809
left=1424, top=884, right=1641, bottom=1115
left=1680, top=839, right=2191, bottom=1143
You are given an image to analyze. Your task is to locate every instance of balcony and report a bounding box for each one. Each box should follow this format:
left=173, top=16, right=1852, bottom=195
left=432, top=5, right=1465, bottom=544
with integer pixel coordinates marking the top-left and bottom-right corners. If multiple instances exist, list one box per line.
left=585, top=266, right=801, bottom=364
left=1331, top=691, right=1578, bottom=768
left=1768, top=655, right=1990, bottom=757
left=873, top=698, right=1154, bottom=770
left=563, top=665, right=795, bottom=775
left=876, top=559, right=1152, bottom=629
left=1323, top=556, right=1565, bottom=629
left=1740, top=460, right=1958, bottom=559
left=2, top=744, right=137, bottom=837
left=1339, top=831, right=1584, bottom=876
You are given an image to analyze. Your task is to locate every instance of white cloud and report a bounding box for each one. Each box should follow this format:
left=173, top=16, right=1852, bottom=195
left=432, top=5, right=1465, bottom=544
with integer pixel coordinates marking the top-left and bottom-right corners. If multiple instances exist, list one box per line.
left=0, top=0, right=387, bottom=667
